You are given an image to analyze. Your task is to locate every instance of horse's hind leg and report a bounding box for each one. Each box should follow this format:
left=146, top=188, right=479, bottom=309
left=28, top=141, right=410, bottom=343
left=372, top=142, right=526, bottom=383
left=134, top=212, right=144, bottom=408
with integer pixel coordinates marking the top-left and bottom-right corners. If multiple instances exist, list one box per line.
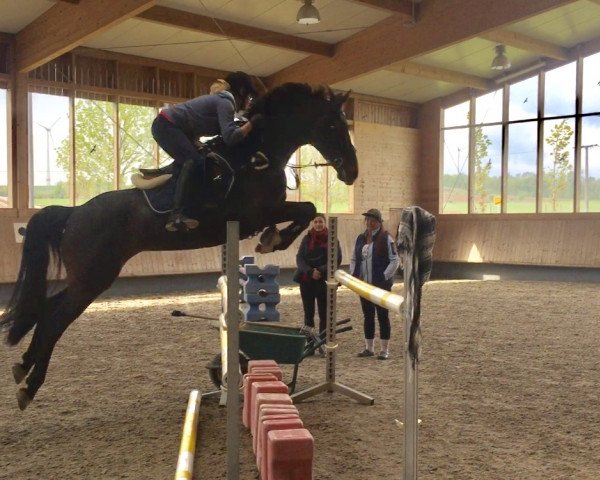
left=17, top=290, right=95, bottom=410
left=12, top=290, right=67, bottom=384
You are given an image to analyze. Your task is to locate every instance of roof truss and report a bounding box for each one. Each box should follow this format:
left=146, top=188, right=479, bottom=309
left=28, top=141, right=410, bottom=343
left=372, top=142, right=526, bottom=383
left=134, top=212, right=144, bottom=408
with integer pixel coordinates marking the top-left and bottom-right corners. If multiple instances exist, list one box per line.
left=137, top=5, right=334, bottom=57
left=15, top=0, right=156, bottom=73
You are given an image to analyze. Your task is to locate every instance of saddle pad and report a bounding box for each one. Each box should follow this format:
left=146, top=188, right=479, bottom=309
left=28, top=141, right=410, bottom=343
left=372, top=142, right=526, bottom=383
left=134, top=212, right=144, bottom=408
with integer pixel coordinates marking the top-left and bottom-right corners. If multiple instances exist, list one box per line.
left=142, top=174, right=178, bottom=213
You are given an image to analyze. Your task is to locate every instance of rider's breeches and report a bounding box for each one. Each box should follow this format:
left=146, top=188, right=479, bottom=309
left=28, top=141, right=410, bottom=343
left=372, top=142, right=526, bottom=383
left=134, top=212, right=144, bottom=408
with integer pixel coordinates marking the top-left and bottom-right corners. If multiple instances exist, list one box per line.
left=360, top=296, right=391, bottom=340
left=151, top=115, right=205, bottom=169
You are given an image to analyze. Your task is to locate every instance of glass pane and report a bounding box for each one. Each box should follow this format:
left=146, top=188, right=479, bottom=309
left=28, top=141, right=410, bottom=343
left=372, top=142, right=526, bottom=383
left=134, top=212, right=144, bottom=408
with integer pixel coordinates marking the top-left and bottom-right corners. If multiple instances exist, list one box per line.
left=442, top=128, right=469, bottom=214
left=285, top=152, right=299, bottom=203
left=582, top=52, right=600, bottom=114
left=542, top=119, right=574, bottom=212
left=0, top=89, right=8, bottom=207
left=579, top=116, right=600, bottom=212
left=544, top=62, right=576, bottom=117
left=118, top=103, right=157, bottom=188
left=327, top=171, right=351, bottom=213
left=299, top=145, right=326, bottom=213
left=443, top=101, right=469, bottom=128
left=471, top=125, right=501, bottom=214
left=31, top=93, right=70, bottom=208
left=475, top=89, right=502, bottom=125
left=74, top=98, right=115, bottom=205
left=509, top=76, right=538, bottom=121
left=507, top=122, right=537, bottom=213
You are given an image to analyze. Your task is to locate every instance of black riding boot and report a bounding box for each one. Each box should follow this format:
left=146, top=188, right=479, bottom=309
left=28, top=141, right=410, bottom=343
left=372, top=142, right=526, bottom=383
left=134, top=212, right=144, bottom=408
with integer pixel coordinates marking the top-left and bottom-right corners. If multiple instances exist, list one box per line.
left=166, top=160, right=200, bottom=232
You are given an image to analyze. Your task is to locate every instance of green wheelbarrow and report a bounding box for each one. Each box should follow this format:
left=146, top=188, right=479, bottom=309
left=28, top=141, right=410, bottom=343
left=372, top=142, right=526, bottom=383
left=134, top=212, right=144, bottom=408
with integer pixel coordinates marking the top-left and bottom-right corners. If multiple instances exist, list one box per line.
left=206, top=318, right=352, bottom=393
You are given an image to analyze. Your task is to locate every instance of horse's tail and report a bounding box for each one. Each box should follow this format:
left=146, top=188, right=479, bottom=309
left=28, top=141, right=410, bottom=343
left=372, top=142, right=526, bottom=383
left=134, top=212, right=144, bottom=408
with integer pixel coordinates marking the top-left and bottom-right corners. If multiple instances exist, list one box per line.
left=0, top=206, right=73, bottom=346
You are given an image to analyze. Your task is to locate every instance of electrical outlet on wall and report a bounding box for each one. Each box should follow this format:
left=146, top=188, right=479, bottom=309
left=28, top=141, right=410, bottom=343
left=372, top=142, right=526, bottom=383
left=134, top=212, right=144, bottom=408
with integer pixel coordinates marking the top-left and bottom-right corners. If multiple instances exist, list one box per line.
left=13, top=223, right=27, bottom=244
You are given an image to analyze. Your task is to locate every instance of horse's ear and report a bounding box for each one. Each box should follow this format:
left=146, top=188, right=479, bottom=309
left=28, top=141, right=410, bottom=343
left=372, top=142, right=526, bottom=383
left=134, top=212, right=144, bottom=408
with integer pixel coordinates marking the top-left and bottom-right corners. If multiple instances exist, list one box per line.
left=334, top=90, right=352, bottom=109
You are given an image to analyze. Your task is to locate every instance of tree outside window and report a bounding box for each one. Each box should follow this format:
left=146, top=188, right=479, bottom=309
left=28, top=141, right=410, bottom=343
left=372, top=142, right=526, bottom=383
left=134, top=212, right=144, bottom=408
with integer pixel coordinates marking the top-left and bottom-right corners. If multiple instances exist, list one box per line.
left=543, top=120, right=574, bottom=212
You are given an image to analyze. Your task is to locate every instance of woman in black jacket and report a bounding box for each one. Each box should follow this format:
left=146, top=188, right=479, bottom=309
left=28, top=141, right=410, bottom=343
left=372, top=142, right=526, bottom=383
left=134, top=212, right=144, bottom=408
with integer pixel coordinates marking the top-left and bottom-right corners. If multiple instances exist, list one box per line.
left=294, top=214, right=341, bottom=337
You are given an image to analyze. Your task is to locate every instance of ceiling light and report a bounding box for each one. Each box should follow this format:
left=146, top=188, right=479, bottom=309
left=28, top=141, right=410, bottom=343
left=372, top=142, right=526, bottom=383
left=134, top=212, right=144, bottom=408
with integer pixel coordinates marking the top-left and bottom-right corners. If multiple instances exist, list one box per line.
left=297, top=0, right=320, bottom=25
left=491, top=44, right=511, bottom=71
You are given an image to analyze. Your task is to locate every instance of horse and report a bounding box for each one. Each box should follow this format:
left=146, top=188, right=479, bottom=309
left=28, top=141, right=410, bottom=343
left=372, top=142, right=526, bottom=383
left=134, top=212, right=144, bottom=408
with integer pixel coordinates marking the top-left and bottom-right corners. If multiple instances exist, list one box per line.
left=0, top=82, right=358, bottom=410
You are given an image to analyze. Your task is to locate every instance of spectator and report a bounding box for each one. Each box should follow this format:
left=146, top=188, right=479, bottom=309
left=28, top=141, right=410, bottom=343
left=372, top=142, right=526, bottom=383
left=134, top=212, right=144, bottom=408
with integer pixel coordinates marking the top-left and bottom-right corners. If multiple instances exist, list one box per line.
left=350, top=208, right=400, bottom=360
left=294, top=214, right=341, bottom=339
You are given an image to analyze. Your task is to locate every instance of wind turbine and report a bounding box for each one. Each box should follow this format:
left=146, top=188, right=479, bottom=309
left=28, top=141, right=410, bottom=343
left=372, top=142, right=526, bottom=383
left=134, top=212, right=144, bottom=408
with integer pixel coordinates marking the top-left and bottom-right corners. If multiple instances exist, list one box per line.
left=35, top=116, right=62, bottom=185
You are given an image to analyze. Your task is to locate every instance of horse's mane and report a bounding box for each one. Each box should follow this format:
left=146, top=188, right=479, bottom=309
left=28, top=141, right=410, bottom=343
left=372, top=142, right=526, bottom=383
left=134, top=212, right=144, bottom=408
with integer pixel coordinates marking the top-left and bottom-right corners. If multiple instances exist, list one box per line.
left=248, top=83, right=332, bottom=117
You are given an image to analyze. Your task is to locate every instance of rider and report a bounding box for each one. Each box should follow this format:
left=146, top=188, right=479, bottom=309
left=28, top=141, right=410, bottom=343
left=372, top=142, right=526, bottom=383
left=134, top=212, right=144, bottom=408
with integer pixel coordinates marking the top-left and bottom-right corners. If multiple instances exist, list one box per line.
left=151, top=71, right=268, bottom=232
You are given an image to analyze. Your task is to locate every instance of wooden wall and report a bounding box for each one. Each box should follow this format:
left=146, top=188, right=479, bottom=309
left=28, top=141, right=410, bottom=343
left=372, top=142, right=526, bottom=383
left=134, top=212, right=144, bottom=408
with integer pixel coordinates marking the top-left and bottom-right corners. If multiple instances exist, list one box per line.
left=0, top=215, right=370, bottom=283
left=433, top=214, right=600, bottom=267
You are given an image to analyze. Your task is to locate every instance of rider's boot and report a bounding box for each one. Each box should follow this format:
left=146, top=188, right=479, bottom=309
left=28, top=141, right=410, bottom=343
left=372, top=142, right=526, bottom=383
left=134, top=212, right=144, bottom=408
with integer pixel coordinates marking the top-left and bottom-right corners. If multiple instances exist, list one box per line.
left=166, top=160, right=200, bottom=232
left=249, top=151, right=269, bottom=171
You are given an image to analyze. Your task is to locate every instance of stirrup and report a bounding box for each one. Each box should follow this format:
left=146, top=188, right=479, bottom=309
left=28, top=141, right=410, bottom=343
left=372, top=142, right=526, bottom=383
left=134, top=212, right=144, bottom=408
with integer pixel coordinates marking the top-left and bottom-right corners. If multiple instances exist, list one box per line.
left=165, top=215, right=199, bottom=232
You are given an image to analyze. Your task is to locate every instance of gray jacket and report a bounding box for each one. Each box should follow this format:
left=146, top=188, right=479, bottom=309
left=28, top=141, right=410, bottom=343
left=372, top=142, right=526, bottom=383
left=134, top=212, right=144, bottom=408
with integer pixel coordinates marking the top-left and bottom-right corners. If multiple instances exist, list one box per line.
left=162, top=91, right=245, bottom=146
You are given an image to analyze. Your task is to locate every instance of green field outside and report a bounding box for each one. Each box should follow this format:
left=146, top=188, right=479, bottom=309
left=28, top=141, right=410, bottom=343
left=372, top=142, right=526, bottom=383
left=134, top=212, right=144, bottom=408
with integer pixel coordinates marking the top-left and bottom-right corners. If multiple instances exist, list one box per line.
left=442, top=199, right=600, bottom=214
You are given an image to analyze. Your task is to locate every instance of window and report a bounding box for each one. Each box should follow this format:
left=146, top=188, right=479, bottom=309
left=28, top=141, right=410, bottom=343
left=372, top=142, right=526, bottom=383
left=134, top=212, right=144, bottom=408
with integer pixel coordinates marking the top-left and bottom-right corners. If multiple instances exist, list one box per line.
left=74, top=98, right=115, bottom=205
left=30, top=93, right=161, bottom=207
left=441, top=51, right=600, bottom=214
left=118, top=101, right=157, bottom=189
left=288, top=144, right=353, bottom=214
left=579, top=116, right=600, bottom=212
left=506, top=122, right=537, bottom=213
left=31, top=93, right=70, bottom=208
left=0, top=88, right=8, bottom=208
left=442, top=127, right=469, bottom=214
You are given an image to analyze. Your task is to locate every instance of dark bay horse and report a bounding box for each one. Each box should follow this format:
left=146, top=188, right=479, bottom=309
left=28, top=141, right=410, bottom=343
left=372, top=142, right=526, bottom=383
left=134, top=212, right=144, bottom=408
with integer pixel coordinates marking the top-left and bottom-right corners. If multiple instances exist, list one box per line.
left=0, top=83, right=358, bottom=410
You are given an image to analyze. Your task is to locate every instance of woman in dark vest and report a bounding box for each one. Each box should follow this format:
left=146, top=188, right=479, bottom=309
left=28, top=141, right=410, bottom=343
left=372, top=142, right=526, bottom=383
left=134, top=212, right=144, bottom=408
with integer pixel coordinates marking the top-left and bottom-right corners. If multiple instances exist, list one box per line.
left=294, top=214, right=341, bottom=339
left=350, top=208, right=400, bottom=360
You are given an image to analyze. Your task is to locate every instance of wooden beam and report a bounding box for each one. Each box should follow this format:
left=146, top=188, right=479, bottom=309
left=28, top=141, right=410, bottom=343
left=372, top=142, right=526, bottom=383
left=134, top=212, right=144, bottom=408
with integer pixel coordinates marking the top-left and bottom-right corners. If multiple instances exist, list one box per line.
left=385, top=61, right=491, bottom=90
left=587, top=0, right=600, bottom=5
left=15, top=0, right=156, bottom=73
left=267, top=0, right=577, bottom=87
left=348, top=0, right=414, bottom=17
left=573, top=32, right=600, bottom=58
left=137, top=5, right=333, bottom=57
left=481, top=29, right=568, bottom=60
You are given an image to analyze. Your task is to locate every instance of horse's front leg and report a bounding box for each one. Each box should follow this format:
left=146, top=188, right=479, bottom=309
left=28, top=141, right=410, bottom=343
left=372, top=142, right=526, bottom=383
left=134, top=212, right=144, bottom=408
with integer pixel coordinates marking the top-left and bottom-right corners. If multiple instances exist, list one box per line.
left=256, top=201, right=316, bottom=253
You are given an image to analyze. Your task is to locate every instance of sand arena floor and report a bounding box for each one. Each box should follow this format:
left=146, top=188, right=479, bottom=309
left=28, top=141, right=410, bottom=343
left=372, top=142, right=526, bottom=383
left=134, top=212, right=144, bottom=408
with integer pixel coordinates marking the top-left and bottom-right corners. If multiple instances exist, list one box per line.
left=1, top=280, right=599, bottom=479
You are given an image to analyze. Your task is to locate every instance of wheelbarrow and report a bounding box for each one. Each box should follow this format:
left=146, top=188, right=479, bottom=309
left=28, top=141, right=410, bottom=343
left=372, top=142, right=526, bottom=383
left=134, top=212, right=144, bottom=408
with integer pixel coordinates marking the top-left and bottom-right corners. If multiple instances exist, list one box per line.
left=206, top=318, right=352, bottom=393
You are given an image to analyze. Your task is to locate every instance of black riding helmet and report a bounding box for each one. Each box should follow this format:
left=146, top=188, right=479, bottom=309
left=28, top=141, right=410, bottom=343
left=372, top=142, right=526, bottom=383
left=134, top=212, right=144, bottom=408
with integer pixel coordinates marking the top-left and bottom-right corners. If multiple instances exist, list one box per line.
left=225, top=71, right=257, bottom=109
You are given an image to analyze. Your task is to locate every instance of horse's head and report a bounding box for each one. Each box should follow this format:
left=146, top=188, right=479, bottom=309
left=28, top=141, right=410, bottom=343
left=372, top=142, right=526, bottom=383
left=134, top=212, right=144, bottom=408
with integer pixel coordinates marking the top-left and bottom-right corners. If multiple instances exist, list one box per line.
left=310, top=89, right=358, bottom=185
left=248, top=84, right=358, bottom=185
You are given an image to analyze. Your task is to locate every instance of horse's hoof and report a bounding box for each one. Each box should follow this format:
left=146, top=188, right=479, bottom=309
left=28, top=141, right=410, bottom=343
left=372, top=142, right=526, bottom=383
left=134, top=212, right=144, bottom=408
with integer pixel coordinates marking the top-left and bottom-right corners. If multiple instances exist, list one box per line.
left=16, top=388, right=32, bottom=411
left=258, top=226, right=281, bottom=253
left=255, top=243, right=273, bottom=254
left=12, top=363, right=27, bottom=384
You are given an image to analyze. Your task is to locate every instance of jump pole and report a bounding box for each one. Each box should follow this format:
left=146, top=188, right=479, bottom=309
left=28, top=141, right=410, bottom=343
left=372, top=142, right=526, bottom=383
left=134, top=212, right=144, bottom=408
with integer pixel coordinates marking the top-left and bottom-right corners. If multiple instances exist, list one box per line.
left=292, top=216, right=374, bottom=405
left=174, top=389, right=202, bottom=480
left=216, top=221, right=241, bottom=480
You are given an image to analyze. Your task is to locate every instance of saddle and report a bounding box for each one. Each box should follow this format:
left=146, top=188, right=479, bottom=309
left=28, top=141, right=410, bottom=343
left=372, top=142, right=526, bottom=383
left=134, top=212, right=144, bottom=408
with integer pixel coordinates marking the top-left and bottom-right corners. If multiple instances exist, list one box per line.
left=131, top=142, right=236, bottom=213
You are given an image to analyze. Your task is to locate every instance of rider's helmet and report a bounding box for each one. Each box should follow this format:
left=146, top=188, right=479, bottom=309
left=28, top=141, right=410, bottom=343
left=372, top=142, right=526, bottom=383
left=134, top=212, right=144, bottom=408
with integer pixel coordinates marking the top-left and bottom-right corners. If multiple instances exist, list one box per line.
left=225, top=71, right=257, bottom=110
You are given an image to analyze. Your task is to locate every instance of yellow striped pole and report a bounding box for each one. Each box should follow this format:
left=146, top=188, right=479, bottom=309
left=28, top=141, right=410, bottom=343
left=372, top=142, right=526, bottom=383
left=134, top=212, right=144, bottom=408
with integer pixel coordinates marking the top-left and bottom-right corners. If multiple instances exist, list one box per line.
left=334, top=269, right=404, bottom=314
left=174, top=389, right=201, bottom=480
